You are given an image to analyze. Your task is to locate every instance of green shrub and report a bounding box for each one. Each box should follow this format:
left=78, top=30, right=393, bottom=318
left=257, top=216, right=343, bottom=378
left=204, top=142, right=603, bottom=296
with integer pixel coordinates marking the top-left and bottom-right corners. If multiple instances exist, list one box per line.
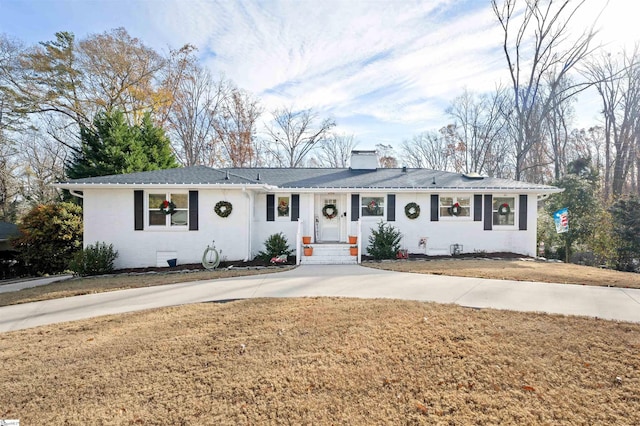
left=11, top=202, right=83, bottom=275
left=69, top=242, right=118, bottom=276
left=366, top=221, right=402, bottom=260
left=256, top=232, right=293, bottom=262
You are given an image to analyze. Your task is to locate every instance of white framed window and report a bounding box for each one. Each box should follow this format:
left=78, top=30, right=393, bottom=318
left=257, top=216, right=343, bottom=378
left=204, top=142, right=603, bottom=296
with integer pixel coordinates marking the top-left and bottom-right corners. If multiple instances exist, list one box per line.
left=277, top=195, right=290, bottom=218
left=148, top=192, right=188, bottom=227
left=440, top=195, right=471, bottom=218
left=493, top=196, right=515, bottom=226
left=361, top=196, right=384, bottom=217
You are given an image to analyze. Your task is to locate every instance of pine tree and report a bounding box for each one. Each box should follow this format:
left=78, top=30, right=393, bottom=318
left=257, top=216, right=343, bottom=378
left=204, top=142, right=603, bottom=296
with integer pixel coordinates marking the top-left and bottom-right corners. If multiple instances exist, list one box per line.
left=67, top=109, right=178, bottom=179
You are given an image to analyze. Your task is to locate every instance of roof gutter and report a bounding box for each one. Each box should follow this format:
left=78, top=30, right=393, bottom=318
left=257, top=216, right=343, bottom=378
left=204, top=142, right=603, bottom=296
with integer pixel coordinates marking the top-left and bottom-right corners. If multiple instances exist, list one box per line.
left=52, top=182, right=275, bottom=191
left=242, top=187, right=254, bottom=262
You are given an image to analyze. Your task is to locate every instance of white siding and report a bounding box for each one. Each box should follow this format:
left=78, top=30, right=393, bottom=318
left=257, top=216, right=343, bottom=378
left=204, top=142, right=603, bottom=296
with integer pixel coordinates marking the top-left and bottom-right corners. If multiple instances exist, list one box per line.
left=83, top=188, right=252, bottom=269
left=82, top=188, right=539, bottom=268
left=355, top=193, right=537, bottom=257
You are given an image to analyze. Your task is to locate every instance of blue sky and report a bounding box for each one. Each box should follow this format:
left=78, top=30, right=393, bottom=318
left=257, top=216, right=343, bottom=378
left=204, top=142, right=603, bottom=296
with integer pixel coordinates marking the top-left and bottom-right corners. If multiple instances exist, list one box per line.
left=1, top=0, right=638, bottom=149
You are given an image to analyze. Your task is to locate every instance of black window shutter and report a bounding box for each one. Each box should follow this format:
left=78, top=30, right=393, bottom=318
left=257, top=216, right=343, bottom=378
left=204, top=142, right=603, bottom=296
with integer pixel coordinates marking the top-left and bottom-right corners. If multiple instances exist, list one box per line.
left=484, top=195, right=493, bottom=230
left=351, top=194, right=359, bottom=221
left=266, top=194, right=275, bottom=221
left=430, top=194, right=439, bottom=221
left=519, top=194, right=528, bottom=231
left=189, top=191, right=199, bottom=231
left=387, top=194, right=396, bottom=221
left=291, top=194, right=300, bottom=221
left=474, top=194, right=482, bottom=222
left=134, top=190, right=144, bottom=231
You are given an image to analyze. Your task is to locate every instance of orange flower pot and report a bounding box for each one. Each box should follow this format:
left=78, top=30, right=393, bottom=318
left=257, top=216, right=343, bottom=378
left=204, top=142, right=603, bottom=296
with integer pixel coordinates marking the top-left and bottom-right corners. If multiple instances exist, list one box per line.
left=303, top=247, right=313, bottom=256
left=348, top=236, right=357, bottom=245
left=302, top=236, right=311, bottom=245
left=349, top=247, right=358, bottom=256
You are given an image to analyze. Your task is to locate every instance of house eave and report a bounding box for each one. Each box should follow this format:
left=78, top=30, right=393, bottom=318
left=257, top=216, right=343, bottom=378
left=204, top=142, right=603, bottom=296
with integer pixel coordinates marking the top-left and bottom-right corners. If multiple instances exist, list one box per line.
left=53, top=182, right=274, bottom=190
left=54, top=182, right=562, bottom=195
left=269, top=186, right=563, bottom=194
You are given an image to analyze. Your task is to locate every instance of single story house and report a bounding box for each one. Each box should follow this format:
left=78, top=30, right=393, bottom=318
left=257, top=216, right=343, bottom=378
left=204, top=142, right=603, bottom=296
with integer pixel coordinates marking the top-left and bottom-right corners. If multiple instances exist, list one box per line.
left=55, top=151, right=562, bottom=268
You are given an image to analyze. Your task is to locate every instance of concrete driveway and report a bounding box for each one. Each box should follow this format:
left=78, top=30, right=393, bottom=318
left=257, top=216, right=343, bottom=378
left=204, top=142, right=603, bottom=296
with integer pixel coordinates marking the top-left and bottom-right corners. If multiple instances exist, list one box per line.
left=1, top=264, right=639, bottom=332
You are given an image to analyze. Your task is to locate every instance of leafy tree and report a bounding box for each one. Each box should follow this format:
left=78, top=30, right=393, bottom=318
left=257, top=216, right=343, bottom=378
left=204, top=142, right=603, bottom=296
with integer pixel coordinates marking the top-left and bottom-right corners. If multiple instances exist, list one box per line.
left=609, top=197, right=640, bottom=271
left=544, top=161, right=600, bottom=262
left=67, top=109, right=178, bottom=179
left=11, top=202, right=82, bottom=275
left=366, top=221, right=402, bottom=260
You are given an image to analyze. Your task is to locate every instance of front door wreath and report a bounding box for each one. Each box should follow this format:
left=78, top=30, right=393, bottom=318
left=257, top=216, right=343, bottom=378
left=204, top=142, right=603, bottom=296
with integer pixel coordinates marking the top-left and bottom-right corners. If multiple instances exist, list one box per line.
left=322, top=203, right=338, bottom=219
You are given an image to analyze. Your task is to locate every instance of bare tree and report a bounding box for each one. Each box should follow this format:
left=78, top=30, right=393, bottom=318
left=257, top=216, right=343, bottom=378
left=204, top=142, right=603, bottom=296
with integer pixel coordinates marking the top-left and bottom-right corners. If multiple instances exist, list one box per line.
left=400, top=130, right=454, bottom=170
left=213, top=87, right=262, bottom=167
left=543, top=76, right=576, bottom=180
left=167, top=62, right=229, bottom=166
left=264, top=107, right=335, bottom=167
left=316, top=133, right=358, bottom=167
left=584, top=47, right=640, bottom=199
left=375, top=143, right=398, bottom=168
left=18, top=130, right=67, bottom=204
left=492, top=0, right=599, bottom=180
left=0, top=133, right=20, bottom=221
left=446, top=88, right=510, bottom=175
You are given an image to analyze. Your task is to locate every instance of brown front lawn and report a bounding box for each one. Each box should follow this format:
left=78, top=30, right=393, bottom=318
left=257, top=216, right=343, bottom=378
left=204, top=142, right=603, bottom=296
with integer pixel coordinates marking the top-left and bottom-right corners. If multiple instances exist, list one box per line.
left=365, top=258, right=640, bottom=289
left=1, top=298, right=639, bottom=424
left=0, top=266, right=294, bottom=307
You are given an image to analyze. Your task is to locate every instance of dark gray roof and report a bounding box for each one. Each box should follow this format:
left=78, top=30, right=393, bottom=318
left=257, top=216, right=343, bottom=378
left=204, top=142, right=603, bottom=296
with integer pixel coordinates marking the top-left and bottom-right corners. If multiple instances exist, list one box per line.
left=0, top=222, right=19, bottom=240
left=56, top=165, right=561, bottom=192
left=56, top=166, right=258, bottom=186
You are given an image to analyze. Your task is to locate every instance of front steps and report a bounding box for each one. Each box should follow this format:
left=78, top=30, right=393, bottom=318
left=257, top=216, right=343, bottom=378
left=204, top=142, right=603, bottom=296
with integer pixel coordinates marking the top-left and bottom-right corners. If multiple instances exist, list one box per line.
left=300, top=243, right=358, bottom=265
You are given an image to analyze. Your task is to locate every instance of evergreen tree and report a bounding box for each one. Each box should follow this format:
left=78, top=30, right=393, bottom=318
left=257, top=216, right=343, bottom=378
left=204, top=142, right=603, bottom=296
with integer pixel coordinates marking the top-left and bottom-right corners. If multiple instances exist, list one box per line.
left=67, top=109, right=178, bottom=179
left=544, top=159, right=600, bottom=262
left=610, top=197, right=640, bottom=271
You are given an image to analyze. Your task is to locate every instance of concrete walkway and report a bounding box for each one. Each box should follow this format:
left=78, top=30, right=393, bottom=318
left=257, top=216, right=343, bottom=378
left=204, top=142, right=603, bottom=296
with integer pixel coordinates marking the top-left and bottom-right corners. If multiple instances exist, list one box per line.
left=0, top=274, right=73, bottom=293
left=1, top=265, right=639, bottom=332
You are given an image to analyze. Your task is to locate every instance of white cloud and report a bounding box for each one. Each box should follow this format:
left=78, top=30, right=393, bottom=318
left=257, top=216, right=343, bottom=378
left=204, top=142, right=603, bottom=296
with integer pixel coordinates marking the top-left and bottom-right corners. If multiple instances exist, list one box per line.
left=2, top=0, right=637, bottom=148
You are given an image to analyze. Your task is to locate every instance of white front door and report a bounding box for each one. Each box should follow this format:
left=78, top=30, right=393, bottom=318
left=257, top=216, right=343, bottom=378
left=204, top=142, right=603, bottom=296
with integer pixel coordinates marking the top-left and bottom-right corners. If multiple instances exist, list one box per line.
left=316, top=196, right=341, bottom=242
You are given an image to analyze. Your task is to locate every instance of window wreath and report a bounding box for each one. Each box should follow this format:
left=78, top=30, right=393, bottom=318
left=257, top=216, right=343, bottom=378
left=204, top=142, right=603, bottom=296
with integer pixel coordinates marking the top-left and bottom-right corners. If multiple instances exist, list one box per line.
left=214, top=200, right=233, bottom=218
left=404, top=202, right=420, bottom=219
left=278, top=199, right=289, bottom=216
left=449, top=202, right=462, bottom=217
left=159, top=200, right=176, bottom=215
left=322, top=203, right=338, bottom=219
left=498, top=203, right=511, bottom=216
left=367, top=199, right=378, bottom=214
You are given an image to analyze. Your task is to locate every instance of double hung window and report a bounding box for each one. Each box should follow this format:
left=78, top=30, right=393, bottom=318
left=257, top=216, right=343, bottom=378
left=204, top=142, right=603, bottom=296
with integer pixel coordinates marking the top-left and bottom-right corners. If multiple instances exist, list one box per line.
left=492, top=196, right=515, bottom=226
left=148, top=193, right=188, bottom=227
left=361, top=196, right=384, bottom=217
left=439, top=196, right=471, bottom=217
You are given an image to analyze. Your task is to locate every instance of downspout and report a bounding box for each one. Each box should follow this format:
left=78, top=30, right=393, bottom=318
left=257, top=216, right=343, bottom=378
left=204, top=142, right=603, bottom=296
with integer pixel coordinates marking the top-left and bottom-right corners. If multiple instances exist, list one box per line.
left=69, top=190, right=84, bottom=199
left=242, top=187, right=253, bottom=262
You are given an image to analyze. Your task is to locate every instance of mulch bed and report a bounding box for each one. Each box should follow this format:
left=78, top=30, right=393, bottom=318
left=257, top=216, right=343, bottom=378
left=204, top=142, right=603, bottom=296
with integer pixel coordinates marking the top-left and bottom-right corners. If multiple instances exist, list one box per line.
left=112, top=256, right=296, bottom=274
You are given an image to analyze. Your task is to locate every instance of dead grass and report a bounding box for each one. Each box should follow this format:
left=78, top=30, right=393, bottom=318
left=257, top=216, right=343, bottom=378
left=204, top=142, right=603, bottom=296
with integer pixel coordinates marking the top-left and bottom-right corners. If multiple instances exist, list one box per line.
left=365, top=259, right=640, bottom=289
left=0, top=267, right=294, bottom=307
left=1, top=298, right=638, bottom=425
